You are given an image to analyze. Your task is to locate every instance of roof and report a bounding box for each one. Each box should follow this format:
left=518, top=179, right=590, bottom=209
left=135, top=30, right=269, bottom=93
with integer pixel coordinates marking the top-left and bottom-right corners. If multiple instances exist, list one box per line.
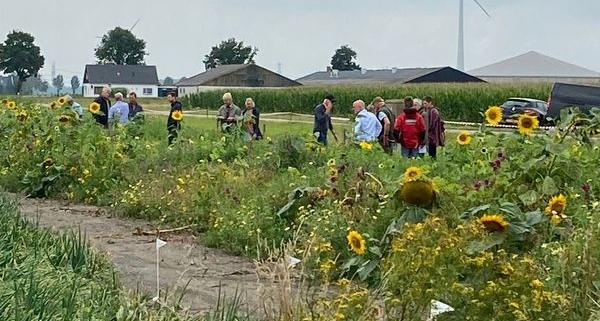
left=468, top=51, right=600, bottom=78
left=83, top=64, right=160, bottom=85
left=506, top=97, right=547, bottom=103
left=175, top=64, right=249, bottom=86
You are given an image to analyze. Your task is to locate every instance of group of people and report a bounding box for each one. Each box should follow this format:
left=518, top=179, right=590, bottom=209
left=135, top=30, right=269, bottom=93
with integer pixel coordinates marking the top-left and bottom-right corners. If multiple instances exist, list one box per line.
left=312, top=94, right=445, bottom=158
left=216, top=92, right=263, bottom=141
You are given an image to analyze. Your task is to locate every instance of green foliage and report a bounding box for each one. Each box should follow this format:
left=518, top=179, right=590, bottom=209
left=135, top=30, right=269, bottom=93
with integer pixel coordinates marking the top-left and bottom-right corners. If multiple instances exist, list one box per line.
left=95, top=27, right=147, bottom=65
left=203, top=38, right=258, bottom=70
left=331, top=45, right=360, bottom=71
left=0, top=30, right=45, bottom=94
left=70, top=75, right=80, bottom=94
left=52, top=74, right=63, bottom=95
left=163, top=76, right=174, bottom=85
left=182, top=83, right=552, bottom=122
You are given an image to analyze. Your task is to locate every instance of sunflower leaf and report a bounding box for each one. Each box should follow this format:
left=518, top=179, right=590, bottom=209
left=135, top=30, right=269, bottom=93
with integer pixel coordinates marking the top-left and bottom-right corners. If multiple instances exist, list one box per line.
left=499, top=202, right=522, bottom=216
left=525, top=210, right=544, bottom=226
left=518, top=190, right=539, bottom=207
left=398, top=207, right=427, bottom=226
left=460, top=204, right=491, bottom=219
left=465, top=233, right=506, bottom=255
left=542, top=176, right=559, bottom=196
left=358, top=259, right=379, bottom=281
left=546, top=143, right=568, bottom=156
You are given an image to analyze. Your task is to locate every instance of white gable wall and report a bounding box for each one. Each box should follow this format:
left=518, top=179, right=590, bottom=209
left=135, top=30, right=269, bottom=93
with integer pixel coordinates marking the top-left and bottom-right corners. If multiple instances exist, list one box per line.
left=83, top=84, right=159, bottom=98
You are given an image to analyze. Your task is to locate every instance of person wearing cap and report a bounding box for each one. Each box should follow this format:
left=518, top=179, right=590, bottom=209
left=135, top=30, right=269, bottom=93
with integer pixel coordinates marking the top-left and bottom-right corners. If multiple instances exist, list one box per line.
left=372, top=97, right=396, bottom=153
left=128, top=91, right=144, bottom=120
left=64, top=95, right=83, bottom=119
left=413, top=98, right=429, bottom=157
left=217, top=92, right=242, bottom=132
left=313, top=94, right=338, bottom=146
left=108, top=92, right=130, bottom=125
left=352, top=100, right=382, bottom=143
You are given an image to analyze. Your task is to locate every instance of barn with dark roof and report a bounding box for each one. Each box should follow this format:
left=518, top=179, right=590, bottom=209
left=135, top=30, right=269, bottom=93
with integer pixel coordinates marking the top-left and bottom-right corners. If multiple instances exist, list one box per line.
left=82, top=64, right=160, bottom=98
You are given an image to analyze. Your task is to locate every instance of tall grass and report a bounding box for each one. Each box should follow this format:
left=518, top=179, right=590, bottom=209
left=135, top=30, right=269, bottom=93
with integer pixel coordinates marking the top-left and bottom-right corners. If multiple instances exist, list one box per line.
left=182, top=83, right=552, bottom=122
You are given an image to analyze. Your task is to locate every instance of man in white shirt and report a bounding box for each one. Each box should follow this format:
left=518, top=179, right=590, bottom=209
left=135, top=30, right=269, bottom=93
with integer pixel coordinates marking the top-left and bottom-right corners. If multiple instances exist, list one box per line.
left=352, top=100, right=382, bottom=142
left=108, top=92, right=130, bottom=125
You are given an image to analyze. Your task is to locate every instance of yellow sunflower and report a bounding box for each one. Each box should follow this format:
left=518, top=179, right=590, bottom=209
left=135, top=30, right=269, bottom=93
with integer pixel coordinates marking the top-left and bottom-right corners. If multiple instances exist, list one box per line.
left=1, top=99, right=8, bottom=105
left=478, top=214, right=509, bottom=233
left=517, top=114, right=539, bottom=135
left=484, top=106, right=503, bottom=126
left=327, top=158, right=336, bottom=167
left=49, top=101, right=57, bottom=109
left=346, top=230, right=367, bottom=255
left=89, top=102, right=101, bottom=114
left=545, top=194, right=566, bottom=215
left=58, top=115, right=71, bottom=124
left=16, top=111, right=28, bottom=122
left=400, top=179, right=435, bottom=206
left=6, top=101, right=16, bottom=110
left=359, top=141, right=373, bottom=150
left=403, top=166, right=423, bottom=183
left=171, top=110, right=183, bottom=121
left=456, top=130, right=472, bottom=145
left=57, top=96, right=66, bottom=106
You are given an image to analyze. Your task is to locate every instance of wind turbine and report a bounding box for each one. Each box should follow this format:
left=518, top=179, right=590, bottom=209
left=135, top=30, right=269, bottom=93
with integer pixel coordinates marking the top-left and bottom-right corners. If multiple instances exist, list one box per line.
left=457, top=0, right=491, bottom=71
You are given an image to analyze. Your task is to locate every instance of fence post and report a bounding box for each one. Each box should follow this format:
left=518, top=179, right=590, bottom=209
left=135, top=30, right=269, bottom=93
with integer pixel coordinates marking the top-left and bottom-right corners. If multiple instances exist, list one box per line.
left=263, top=124, right=266, bottom=136
left=342, top=129, right=347, bottom=143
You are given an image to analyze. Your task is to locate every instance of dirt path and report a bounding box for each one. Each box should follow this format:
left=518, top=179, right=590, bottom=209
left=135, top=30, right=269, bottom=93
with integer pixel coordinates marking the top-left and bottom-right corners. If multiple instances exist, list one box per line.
left=17, top=196, right=270, bottom=316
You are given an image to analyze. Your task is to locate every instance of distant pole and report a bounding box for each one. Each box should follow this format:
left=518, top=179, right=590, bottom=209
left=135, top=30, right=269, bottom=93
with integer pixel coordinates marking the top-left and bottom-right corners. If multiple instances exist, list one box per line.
left=457, top=0, right=465, bottom=71
left=277, top=63, right=282, bottom=74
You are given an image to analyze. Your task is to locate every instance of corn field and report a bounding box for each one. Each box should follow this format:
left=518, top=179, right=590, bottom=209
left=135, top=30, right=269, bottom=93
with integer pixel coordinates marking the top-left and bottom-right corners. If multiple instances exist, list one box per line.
left=182, top=83, right=552, bottom=122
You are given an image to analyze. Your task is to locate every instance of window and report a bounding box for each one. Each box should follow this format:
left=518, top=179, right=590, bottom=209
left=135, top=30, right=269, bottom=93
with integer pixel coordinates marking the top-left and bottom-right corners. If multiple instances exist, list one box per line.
left=94, top=86, right=103, bottom=95
left=143, top=88, right=153, bottom=95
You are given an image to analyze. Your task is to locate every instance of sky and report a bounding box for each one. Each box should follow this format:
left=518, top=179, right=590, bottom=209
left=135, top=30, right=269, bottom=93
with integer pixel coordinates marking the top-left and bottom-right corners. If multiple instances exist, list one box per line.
left=2, top=0, right=600, bottom=83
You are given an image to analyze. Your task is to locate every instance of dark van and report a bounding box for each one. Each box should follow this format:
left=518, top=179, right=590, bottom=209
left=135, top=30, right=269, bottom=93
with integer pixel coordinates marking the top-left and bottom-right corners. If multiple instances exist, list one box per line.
left=548, top=82, right=600, bottom=120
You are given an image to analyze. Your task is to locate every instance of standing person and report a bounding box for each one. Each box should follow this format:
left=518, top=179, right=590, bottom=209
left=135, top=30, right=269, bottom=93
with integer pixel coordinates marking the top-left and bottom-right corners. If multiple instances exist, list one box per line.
left=93, top=86, right=111, bottom=127
left=242, top=98, right=263, bottom=141
left=352, top=99, right=381, bottom=142
left=108, top=92, right=130, bottom=125
left=167, top=91, right=183, bottom=146
left=394, top=97, right=426, bottom=158
left=64, top=95, right=83, bottom=119
left=372, top=97, right=396, bottom=153
left=217, top=92, right=242, bottom=132
left=423, top=96, right=445, bottom=159
left=128, top=91, right=144, bottom=120
left=413, top=98, right=429, bottom=157
left=313, top=94, right=338, bottom=146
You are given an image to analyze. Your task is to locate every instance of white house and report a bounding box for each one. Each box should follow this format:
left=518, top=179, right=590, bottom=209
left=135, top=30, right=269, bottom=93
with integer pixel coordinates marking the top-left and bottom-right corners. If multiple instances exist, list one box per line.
left=82, top=64, right=160, bottom=98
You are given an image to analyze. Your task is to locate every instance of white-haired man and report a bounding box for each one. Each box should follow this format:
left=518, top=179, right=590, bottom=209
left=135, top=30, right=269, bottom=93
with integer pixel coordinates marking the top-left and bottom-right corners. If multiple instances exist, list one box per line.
left=352, top=99, right=382, bottom=142
left=217, top=92, right=241, bottom=132
left=108, top=92, right=130, bottom=125
left=93, top=86, right=112, bottom=127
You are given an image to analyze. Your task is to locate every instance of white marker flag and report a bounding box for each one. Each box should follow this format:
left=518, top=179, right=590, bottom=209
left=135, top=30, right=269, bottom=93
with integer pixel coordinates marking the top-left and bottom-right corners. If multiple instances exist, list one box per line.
left=427, top=300, right=454, bottom=320
left=152, top=238, right=167, bottom=302
left=287, top=256, right=301, bottom=268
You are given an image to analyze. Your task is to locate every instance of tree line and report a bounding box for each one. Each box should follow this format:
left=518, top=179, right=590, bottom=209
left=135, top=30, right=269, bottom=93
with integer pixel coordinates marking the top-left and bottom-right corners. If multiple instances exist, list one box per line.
left=0, top=27, right=361, bottom=95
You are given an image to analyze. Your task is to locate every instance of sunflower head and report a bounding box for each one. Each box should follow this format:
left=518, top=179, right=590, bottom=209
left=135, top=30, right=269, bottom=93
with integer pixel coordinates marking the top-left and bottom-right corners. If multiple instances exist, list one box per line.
left=517, top=114, right=539, bottom=135
left=6, top=101, right=16, bottom=110
left=57, top=97, right=67, bottom=106
left=327, top=158, right=336, bottom=167
left=484, top=106, right=503, bottom=126
left=359, top=141, right=373, bottom=150
left=478, top=214, right=509, bottom=233
left=58, top=115, right=71, bottom=124
left=89, top=102, right=101, bottom=114
left=400, top=179, right=435, bottom=206
left=171, top=110, right=183, bottom=121
left=1, top=99, right=8, bottom=105
left=49, top=101, right=58, bottom=109
left=545, top=194, right=567, bottom=215
left=16, top=111, right=28, bottom=122
left=346, top=230, right=367, bottom=255
left=456, top=130, right=472, bottom=145
left=328, top=167, right=339, bottom=178
left=402, top=166, right=424, bottom=183
left=42, top=158, right=54, bottom=168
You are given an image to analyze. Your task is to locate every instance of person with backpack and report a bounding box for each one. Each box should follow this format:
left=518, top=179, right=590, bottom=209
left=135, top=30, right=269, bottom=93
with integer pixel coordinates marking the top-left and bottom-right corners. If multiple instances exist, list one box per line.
left=372, top=97, right=396, bottom=154
left=394, top=97, right=426, bottom=158
left=423, top=96, right=445, bottom=159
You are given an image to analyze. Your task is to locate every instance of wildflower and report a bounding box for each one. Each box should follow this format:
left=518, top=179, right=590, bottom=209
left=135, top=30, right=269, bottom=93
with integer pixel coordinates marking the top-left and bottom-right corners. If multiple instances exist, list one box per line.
left=358, top=141, right=372, bottom=150
left=171, top=110, right=183, bottom=121
left=6, top=101, right=16, bottom=109
left=517, top=114, right=539, bottom=135
left=484, top=106, right=503, bottom=126
left=530, top=279, right=544, bottom=288
left=456, top=131, right=472, bottom=145
left=550, top=214, right=562, bottom=225
left=57, top=96, right=66, bottom=106
left=545, top=194, right=566, bottom=216
left=478, top=214, right=509, bottom=233
left=328, top=167, right=339, bottom=178
left=89, top=102, right=101, bottom=114
left=327, top=158, right=336, bottom=167
left=346, top=230, right=367, bottom=255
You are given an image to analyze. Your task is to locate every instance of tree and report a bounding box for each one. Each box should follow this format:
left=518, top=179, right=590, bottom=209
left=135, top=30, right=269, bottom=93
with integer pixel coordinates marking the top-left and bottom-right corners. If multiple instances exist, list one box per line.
left=70, top=75, right=80, bottom=94
left=330, top=45, right=361, bottom=71
left=95, top=27, right=147, bottom=65
left=163, top=76, right=174, bottom=85
left=0, top=30, right=45, bottom=94
left=52, top=75, right=64, bottom=95
left=21, top=75, right=48, bottom=95
left=203, top=38, right=258, bottom=70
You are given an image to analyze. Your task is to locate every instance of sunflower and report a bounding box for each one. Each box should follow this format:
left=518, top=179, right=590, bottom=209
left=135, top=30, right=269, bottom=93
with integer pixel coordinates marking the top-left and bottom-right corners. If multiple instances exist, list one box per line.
left=328, top=167, right=339, bottom=178
left=517, top=114, right=539, bottom=135
left=346, top=230, right=367, bottom=255
left=1, top=99, right=8, bottom=105
left=42, top=158, right=54, bottom=168
left=16, top=111, right=28, bottom=122
left=171, top=110, right=183, bottom=121
left=545, top=194, right=566, bottom=215
left=58, top=115, right=71, bottom=124
left=327, top=158, right=336, bottom=167
left=400, top=179, right=435, bottom=206
left=89, top=102, right=101, bottom=114
left=484, top=106, right=503, bottom=126
left=359, top=141, right=373, bottom=150
left=456, top=131, right=472, bottom=145
left=403, top=166, right=423, bottom=183
left=57, top=96, right=66, bottom=106
left=478, top=214, right=509, bottom=233
left=49, top=101, right=57, bottom=109
left=6, top=101, right=16, bottom=109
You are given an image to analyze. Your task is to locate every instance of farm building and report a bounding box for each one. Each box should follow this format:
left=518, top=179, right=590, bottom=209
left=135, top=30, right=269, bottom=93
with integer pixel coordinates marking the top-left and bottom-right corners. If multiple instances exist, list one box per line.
left=175, top=64, right=301, bottom=96
left=295, top=66, right=485, bottom=86
left=468, top=51, right=600, bottom=84
left=82, top=64, right=161, bottom=98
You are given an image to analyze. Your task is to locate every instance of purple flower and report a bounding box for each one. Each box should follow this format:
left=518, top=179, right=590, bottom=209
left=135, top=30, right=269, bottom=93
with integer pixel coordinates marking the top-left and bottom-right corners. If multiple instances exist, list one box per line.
left=473, top=181, right=483, bottom=190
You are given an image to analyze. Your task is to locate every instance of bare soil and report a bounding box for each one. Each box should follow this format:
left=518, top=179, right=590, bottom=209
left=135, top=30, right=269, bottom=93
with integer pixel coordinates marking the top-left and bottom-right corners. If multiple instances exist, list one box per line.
left=17, top=196, right=270, bottom=316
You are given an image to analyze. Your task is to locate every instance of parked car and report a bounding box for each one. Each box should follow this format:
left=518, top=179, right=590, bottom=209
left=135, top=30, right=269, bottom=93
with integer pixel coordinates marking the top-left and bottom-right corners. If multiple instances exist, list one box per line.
left=500, top=98, right=548, bottom=124
left=547, top=82, right=600, bottom=121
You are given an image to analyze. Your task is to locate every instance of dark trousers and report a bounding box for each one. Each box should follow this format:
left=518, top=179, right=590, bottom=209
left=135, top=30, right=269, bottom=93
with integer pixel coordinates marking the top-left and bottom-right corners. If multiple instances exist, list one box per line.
left=316, top=132, right=328, bottom=146
left=168, top=127, right=178, bottom=146
left=428, top=143, right=437, bottom=159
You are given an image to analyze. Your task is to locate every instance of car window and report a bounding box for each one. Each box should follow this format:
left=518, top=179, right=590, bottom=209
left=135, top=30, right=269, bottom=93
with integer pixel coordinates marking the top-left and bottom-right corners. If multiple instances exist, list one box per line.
left=536, top=102, right=546, bottom=110
left=504, top=100, right=531, bottom=109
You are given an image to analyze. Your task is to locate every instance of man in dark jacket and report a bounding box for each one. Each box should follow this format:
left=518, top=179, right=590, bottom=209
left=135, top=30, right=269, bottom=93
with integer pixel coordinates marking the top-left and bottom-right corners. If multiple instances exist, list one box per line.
left=167, top=91, right=183, bottom=146
left=93, top=86, right=112, bottom=127
left=372, top=96, right=396, bottom=154
left=128, top=91, right=144, bottom=120
left=313, top=94, right=338, bottom=146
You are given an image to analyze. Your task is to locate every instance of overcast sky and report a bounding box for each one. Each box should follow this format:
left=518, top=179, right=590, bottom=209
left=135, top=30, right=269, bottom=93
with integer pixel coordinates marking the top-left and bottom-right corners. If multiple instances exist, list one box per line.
left=2, top=0, right=599, bottom=82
